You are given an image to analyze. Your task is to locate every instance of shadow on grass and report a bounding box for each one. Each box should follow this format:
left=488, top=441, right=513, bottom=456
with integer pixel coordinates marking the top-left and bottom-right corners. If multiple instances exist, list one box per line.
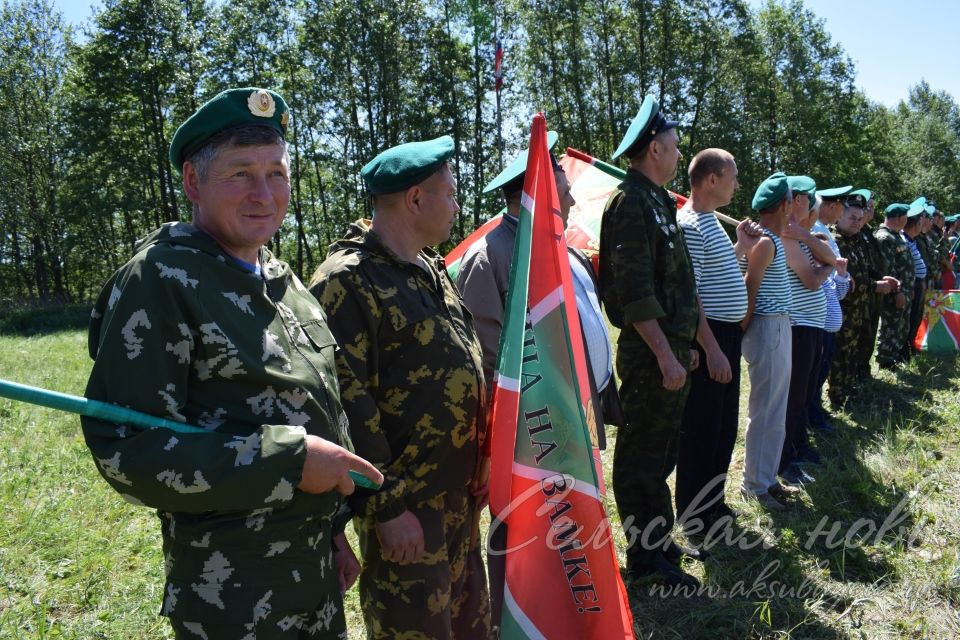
left=627, top=517, right=848, bottom=638
left=0, top=303, right=92, bottom=336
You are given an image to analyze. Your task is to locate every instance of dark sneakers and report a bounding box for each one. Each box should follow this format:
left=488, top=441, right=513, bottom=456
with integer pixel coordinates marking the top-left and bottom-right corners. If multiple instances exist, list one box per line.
left=796, top=446, right=822, bottom=465
left=664, top=539, right=709, bottom=563
left=780, top=464, right=815, bottom=486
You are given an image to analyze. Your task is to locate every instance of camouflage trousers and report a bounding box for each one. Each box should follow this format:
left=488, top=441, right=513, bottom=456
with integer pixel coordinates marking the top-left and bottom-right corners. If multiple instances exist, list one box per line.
left=356, top=489, right=491, bottom=640
left=613, top=341, right=692, bottom=569
left=828, top=296, right=870, bottom=408
left=857, top=295, right=882, bottom=375
left=876, top=296, right=912, bottom=367
left=170, top=601, right=347, bottom=640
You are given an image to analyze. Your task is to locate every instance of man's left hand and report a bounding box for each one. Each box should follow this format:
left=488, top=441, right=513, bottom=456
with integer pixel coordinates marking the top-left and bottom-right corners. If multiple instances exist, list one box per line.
left=705, top=346, right=732, bottom=384
left=333, top=532, right=361, bottom=593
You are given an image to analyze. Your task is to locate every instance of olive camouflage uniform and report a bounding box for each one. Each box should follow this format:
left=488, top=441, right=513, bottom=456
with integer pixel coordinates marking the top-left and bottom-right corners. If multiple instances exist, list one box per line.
left=874, top=225, right=916, bottom=367
left=83, top=222, right=352, bottom=639
left=598, top=168, right=699, bottom=570
left=309, top=220, right=490, bottom=640
left=828, top=229, right=872, bottom=407
left=858, top=228, right=884, bottom=376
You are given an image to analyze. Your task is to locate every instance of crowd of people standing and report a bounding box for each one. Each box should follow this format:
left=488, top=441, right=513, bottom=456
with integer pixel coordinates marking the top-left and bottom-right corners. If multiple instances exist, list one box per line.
left=77, top=86, right=959, bottom=639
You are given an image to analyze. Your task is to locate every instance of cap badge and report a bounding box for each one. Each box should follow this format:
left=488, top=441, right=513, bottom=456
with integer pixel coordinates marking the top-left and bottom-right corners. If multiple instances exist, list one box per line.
left=248, top=89, right=276, bottom=118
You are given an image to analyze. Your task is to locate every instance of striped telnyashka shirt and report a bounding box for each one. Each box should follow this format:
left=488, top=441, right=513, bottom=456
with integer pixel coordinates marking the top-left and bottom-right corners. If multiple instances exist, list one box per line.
left=787, top=241, right=827, bottom=328
left=678, top=209, right=748, bottom=323
left=739, top=228, right=792, bottom=316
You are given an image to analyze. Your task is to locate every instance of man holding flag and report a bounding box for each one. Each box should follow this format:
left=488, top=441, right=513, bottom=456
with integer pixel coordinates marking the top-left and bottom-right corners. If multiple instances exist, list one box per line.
left=457, top=130, right=622, bottom=627
left=485, top=115, right=633, bottom=637
left=599, top=95, right=703, bottom=587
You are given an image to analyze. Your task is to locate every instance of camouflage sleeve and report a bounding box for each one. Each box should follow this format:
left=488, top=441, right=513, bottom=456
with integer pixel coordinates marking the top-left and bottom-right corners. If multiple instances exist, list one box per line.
left=607, top=194, right=665, bottom=326
left=875, top=233, right=894, bottom=275
left=82, top=258, right=308, bottom=514
left=310, top=269, right=408, bottom=523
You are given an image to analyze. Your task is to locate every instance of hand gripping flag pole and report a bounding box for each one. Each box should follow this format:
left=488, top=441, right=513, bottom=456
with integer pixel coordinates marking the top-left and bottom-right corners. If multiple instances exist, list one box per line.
left=0, top=378, right=380, bottom=489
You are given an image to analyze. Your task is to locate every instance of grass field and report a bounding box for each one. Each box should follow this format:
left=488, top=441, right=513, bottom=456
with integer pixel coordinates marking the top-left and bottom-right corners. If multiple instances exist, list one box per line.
left=1, top=309, right=958, bottom=639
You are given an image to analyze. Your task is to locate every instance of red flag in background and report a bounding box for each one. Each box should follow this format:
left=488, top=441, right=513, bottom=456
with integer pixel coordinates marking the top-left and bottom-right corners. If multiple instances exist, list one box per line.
left=494, top=38, right=504, bottom=92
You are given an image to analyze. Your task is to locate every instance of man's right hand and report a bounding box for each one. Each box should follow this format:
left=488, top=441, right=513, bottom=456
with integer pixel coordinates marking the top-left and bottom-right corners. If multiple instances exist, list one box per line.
left=658, top=352, right=687, bottom=391
left=297, top=434, right=383, bottom=496
left=375, top=510, right=425, bottom=564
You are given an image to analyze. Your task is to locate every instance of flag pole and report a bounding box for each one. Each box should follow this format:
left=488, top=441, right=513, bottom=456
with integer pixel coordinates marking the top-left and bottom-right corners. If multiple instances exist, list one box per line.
left=0, top=378, right=380, bottom=489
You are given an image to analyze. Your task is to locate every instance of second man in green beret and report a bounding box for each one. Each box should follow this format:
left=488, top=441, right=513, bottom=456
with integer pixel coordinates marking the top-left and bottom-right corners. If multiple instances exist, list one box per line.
left=309, top=136, right=491, bottom=639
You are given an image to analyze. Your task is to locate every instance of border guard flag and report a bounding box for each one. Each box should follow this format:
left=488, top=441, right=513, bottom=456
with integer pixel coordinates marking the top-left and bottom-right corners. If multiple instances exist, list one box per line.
left=487, top=113, right=634, bottom=639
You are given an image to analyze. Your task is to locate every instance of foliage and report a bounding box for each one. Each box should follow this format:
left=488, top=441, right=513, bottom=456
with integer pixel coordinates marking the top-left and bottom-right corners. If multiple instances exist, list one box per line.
left=0, top=0, right=959, bottom=301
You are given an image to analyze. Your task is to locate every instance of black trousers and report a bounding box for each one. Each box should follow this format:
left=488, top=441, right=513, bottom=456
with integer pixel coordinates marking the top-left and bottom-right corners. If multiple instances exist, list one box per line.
left=675, top=319, right=743, bottom=525
left=807, top=330, right=836, bottom=425
left=780, top=325, right=823, bottom=471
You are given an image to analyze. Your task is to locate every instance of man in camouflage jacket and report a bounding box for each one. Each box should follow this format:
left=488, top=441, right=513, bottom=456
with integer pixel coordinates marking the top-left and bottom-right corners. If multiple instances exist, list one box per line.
left=874, top=204, right=915, bottom=369
left=83, top=88, right=380, bottom=640
left=309, top=136, right=490, bottom=640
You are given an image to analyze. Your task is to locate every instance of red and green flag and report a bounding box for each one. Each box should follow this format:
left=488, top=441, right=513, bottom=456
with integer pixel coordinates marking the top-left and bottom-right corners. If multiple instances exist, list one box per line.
left=487, top=114, right=634, bottom=639
left=914, top=290, right=960, bottom=352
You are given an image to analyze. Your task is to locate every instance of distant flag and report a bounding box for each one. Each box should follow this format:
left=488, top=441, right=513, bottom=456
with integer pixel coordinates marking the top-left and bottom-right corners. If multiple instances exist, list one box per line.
left=914, top=290, right=960, bottom=352
left=494, top=38, right=504, bottom=92
left=487, top=113, right=634, bottom=639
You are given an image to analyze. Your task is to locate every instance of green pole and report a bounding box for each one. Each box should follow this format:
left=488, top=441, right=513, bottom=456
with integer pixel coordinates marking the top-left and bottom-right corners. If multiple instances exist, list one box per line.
left=0, top=378, right=380, bottom=489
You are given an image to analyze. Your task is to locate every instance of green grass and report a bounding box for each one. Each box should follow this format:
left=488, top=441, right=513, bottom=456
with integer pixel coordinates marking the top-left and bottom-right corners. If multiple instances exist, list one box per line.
left=1, top=319, right=958, bottom=638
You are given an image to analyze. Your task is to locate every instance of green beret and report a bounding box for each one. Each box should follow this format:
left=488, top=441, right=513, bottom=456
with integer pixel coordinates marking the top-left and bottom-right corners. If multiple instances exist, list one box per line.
left=752, top=172, right=790, bottom=211
left=483, top=131, right=559, bottom=193
left=787, top=175, right=816, bottom=198
left=945, top=214, right=959, bottom=223
left=612, top=95, right=679, bottom=160
left=816, top=185, right=853, bottom=201
left=850, top=188, right=873, bottom=202
left=361, top=136, right=455, bottom=195
left=169, top=87, right=289, bottom=172
left=883, top=203, right=910, bottom=218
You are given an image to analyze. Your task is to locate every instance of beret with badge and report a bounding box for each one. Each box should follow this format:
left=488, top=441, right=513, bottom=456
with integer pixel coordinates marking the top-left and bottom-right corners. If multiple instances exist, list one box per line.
left=612, top=95, right=680, bottom=161
left=361, top=136, right=455, bottom=195
left=752, top=171, right=791, bottom=211
left=169, top=87, right=289, bottom=172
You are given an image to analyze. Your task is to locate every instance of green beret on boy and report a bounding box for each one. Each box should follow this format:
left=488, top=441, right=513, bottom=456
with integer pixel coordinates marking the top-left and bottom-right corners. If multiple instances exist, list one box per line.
left=361, top=136, right=455, bottom=195
left=752, top=172, right=790, bottom=211
left=850, top=188, right=873, bottom=202
left=169, top=87, right=289, bottom=172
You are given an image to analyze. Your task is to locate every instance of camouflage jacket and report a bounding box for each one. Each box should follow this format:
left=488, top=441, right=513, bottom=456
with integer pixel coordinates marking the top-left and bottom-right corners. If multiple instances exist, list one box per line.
left=860, top=227, right=885, bottom=281
left=83, top=222, right=351, bottom=624
left=309, top=220, right=485, bottom=523
left=875, top=225, right=916, bottom=298
left=916, top=233, right=936, bottom=277
left=598, top=168, right=698, bottom=346
left=834, top=229, right=873, bottom=305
